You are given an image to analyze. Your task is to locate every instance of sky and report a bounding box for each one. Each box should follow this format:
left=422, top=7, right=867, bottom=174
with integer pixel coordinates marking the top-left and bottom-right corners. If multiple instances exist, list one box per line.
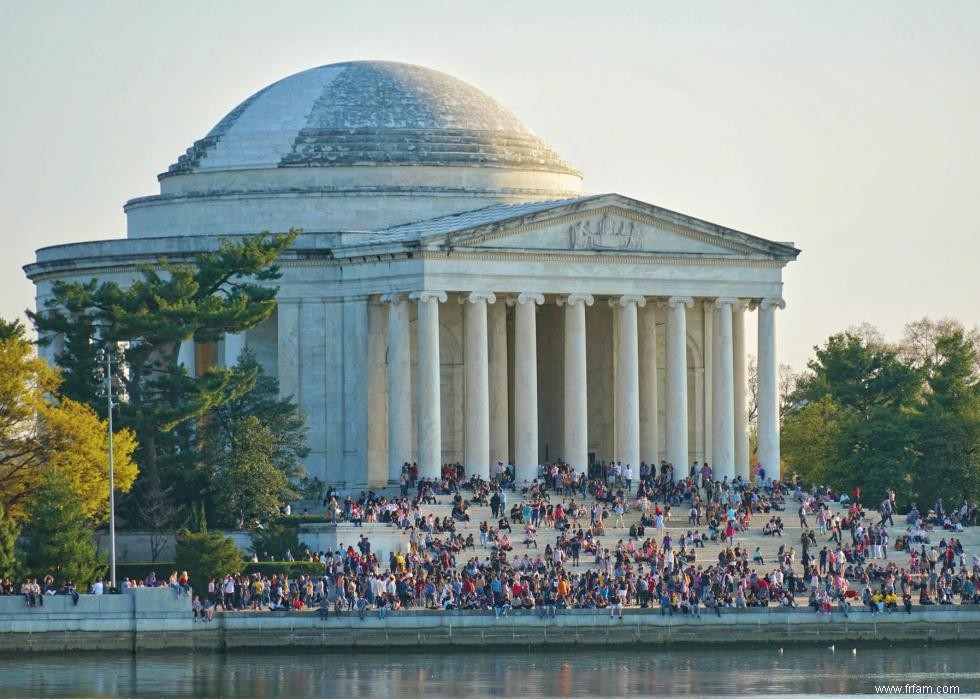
left=0, top=0, right=978, bottom=370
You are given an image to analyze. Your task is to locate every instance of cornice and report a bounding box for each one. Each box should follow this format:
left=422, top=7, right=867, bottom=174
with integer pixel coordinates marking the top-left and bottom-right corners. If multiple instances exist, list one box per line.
left=417, top=250, right=785, bottom=268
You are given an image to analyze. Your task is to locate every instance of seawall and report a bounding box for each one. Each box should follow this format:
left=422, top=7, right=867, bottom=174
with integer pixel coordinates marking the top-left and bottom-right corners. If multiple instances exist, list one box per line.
left=2, top=590, right=978, bottom=654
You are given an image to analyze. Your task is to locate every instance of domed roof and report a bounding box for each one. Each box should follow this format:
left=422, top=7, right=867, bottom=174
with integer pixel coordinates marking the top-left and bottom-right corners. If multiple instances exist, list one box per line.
left=166, top=61, right=578, bottom=177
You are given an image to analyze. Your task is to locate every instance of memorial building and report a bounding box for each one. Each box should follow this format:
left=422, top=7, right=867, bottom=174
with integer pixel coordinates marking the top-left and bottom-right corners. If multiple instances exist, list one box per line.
left=25, top=61, right=799, bottom=488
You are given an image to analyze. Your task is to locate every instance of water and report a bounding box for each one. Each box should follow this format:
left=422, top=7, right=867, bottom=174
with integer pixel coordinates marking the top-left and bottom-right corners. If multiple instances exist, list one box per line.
left=1, top=645, right=978, bottom=697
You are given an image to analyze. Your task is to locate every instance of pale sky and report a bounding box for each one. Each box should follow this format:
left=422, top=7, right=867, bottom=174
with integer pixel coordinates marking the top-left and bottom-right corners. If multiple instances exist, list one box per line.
left=1, top=0, right=978, bottom=370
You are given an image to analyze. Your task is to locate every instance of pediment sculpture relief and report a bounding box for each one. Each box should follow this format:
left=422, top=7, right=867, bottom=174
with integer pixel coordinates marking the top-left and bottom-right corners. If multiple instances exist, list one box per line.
left=568, top=213, right=643, bottom=250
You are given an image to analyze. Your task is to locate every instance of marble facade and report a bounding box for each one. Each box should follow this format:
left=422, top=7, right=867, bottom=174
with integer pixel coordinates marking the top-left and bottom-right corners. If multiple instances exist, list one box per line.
left=25, top=61, right=799, bottom=489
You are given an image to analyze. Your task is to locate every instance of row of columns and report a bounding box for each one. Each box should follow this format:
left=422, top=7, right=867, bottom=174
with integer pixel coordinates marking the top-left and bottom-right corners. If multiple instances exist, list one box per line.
left=380, top=292, right=784, bottom=484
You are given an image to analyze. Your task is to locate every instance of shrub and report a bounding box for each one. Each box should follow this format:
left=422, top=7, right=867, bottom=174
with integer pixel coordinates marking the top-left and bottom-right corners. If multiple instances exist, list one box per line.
left=250, top=523, right=301, bottom=560
left=175, top=529, right=244, bottom=591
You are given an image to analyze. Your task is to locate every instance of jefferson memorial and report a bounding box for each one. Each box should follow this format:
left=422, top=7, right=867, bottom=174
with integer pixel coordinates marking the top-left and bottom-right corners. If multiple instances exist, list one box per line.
left=25, top=61, right=799, bottom=489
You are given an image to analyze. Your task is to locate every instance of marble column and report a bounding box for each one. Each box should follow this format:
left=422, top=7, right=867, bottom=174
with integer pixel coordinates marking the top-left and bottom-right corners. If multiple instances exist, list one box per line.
left=702, top=301, right=714, bottom=464
left=277, top=301, right=300, bottom=401
left=558, top=293, right=593, bottom=473
left=511, top=292, right=544, bottom=485
left=382, top=293, right=411, bottom=484
left=712, top=298, right=738, bottom=482
left=665, top=296, right=693, bottom=476
left=488, top=302, right=509, bottom=469
left=177, top=339, right=197, bottom=377
left=463, top=292, right=495, bottom=479
left=410, top=291, right=447, bottom=480
left=612, top=295, right=645, bottom=471
left=223, top=332, right=245, bottom=368
left=639, top=305, right=659, bottom=466
left=732, top=301, right=750, bottom=481
left=757, top=298, right=786, bottom=482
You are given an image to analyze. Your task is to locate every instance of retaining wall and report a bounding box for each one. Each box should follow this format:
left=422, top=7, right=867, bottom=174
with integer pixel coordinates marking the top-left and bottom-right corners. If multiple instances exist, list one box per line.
left=2, top=592, right=979, bottom=654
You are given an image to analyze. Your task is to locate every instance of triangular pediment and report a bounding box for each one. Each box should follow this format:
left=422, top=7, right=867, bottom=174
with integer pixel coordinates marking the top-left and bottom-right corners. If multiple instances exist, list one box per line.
left=469, top=208, right=745, bottom=255
left=338, top=193, right=800, bottom=261
left=422, top=195, right=798, bottom=260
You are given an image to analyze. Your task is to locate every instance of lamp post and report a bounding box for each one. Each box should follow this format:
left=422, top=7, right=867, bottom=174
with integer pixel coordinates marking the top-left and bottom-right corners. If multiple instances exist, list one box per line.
left=95, top=346, right=122, bottom=590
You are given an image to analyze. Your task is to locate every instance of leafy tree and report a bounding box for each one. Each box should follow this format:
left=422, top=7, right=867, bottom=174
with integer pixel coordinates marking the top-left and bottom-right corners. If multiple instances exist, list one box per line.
left=250, top=523, right=301, bottom=561
left=784, top=329, right=920, bottom=504
left=21, top=469, right=105, bottom=586
left=204, top=348, right=309, bottom=481
left=0, top=504, right=20, bottom=578
left=908, top=329, right=980, bottom=507
left=175, top=529, right=243, bottom=592
left=0, top=320, right=137, bottom=522
left=30, top=231, right=298, bottom=521
left=792, top=331, right=921, bottom=413
left=196, top=348, right=308, bottom=524
left=210, top=415, right=297, bottom=528
left=781, top=396, right=841, bottom=486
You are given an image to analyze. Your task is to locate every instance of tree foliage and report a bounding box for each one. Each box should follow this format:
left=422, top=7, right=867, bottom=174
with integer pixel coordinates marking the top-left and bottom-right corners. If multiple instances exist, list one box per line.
left=0, top=504, right=19, bottom=579
left=0, top=322, right=137, bottom=522
left=210, top=415, right=297, bottom=528
left=21, top=469, right=105, bottom=586
left=250, top=522, right=301, bottom=561
left=782, top=319, right=980, bottom=508
left=29, top=231, right=298, bottom=523
left=175, top=529, right=243, bottom=591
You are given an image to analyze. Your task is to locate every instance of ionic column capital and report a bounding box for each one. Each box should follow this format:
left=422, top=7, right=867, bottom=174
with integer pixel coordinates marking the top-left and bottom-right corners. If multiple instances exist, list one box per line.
left=751, top=297, right=786, bottom=311
left=409, top=290, right=448, bottom=304
left=459, top=291, right=497, bottom=305
left=506, top=293, right=545, bottom=307
left=714, top=297, right=741, bottom=310
left=667, top=296, right=694, bottom=310
left=556, top=293, right=594, bottom=307
left=609, top=295, right=647, bottom=309
left=379, top=292, right=406, bottom=305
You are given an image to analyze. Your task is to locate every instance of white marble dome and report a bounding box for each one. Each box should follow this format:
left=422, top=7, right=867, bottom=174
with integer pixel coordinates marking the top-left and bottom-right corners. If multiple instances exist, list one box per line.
left=166, top=61, right=577, bottom=176
left=125, top=61, right=583, bottom=239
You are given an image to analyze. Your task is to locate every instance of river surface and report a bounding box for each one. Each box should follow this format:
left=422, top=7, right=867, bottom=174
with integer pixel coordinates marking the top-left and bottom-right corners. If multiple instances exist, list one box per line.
left=1, top=645, right=977, bottom=697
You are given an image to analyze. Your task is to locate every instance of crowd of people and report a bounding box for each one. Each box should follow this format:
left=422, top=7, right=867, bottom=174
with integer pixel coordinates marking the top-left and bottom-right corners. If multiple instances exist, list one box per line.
left=188, top=462, right=980, bottom=620
left=9, top=460, right=980, bottom=621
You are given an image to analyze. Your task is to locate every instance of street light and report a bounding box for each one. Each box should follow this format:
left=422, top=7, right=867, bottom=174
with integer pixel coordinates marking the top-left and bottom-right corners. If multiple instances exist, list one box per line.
left=95, top=345, right=126, bottom=591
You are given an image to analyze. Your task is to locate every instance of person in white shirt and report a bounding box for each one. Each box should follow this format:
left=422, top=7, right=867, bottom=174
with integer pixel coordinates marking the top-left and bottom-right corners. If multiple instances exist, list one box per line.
left=91, top=579, right=104, bottom=595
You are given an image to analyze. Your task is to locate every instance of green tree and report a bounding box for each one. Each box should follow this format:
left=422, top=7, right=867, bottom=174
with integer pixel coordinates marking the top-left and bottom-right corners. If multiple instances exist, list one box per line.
left=909, top=329, right=980, bottom=508
left=210, top=416, right=297, bottom=528
left=784, top=329, right=921, bottom=504
left=175, top=529, right=243, bottom=592
left=197, top=348, right=308, bottom=495
left=30, top=231, right=298, bottom=522
left=21, top=470, right=104, bottom=586
left=781, top=395, right=840, bottom=485
left=0, top=504, right=20, bottom=578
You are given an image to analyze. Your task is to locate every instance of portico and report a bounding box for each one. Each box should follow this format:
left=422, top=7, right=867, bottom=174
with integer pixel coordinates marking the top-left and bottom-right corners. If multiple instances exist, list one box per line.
left=316, top=193, right=799, bottom=487
left=371, top=286, right=786, bottom=486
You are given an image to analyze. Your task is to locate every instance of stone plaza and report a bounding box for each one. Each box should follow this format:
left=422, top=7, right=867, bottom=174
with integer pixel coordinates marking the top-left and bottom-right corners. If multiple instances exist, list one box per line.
left=25, top=60, right=799, bottom=489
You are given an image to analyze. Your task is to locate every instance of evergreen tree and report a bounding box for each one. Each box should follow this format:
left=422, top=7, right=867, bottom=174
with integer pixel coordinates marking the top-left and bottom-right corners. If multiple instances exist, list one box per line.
left=30, top=231, right=298, bottom=522
left=21, top=470, right=104, bottom=586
